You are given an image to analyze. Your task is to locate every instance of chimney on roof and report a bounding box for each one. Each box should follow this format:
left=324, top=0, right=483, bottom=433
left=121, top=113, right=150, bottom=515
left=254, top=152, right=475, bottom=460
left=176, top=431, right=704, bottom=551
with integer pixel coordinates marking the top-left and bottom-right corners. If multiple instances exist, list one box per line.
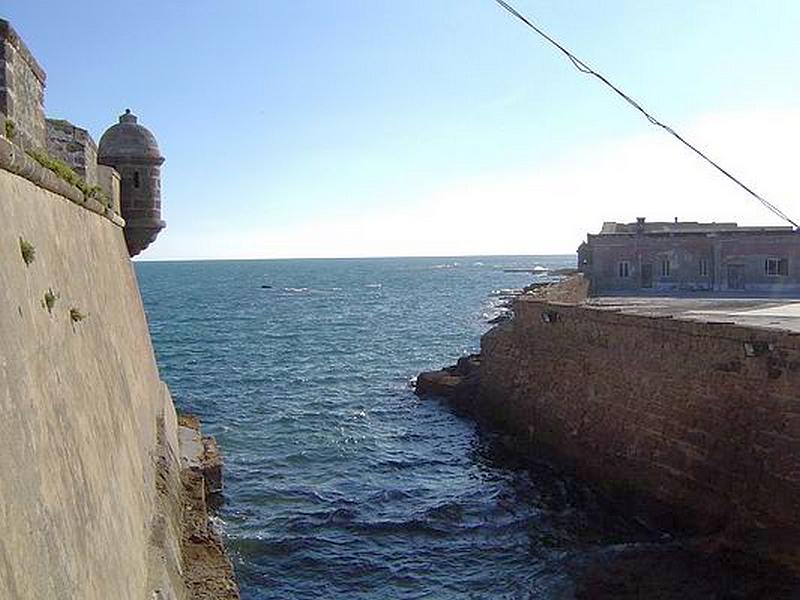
left=636, top=217, right=645, bottom=233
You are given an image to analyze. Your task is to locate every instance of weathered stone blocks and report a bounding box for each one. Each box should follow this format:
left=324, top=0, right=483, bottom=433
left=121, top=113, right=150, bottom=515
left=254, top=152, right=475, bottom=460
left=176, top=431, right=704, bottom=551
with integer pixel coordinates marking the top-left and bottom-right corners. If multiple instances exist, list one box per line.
left=476, top=296, right=800, bottom=563
left=45, top=118, right=98, bottom=185
left=0, top=20, right=46, bottom=151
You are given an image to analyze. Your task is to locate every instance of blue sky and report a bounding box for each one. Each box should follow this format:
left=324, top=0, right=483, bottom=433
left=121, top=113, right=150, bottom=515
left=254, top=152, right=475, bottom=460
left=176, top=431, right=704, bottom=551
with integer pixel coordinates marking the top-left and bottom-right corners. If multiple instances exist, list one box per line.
left=6, top=1, right=800, bottom=259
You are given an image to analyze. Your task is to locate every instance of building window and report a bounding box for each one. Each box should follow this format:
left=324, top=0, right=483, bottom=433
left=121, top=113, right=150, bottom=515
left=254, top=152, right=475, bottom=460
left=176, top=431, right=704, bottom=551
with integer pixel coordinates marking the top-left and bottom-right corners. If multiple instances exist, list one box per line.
left=660, top=259, right=671, bottom=277
left=618, top=261, right=630, bottom=278
left=765, top=258, right=788, bottom=276
left=699, top=258, right=709, bottom=277
left=133, top=171, right=140, bottom=189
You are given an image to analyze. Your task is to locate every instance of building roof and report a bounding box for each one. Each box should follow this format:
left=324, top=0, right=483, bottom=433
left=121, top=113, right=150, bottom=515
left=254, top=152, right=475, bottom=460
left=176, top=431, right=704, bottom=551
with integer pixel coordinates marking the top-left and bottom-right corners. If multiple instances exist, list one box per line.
left=597, top=219, right=795, bottom=236
left=98, top=110, right=162, bottom=163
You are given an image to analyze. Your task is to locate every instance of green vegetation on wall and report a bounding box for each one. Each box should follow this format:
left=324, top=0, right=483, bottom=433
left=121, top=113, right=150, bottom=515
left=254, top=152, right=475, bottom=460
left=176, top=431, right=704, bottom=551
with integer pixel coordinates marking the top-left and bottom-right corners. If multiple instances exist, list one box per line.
left=47, top=119, right=71, bottom=130
left=26, top=149, right=111, bottom=209
left=42, top=288, right=60, bottom=314
left=19, top=236, right=91, bottom=324
left=19, top=238, right=35, bottom=265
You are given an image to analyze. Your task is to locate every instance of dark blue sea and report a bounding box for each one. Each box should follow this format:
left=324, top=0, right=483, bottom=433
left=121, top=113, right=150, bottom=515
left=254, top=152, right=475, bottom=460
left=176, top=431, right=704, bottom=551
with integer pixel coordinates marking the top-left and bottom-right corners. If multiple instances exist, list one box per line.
left=135, top=256, right=796, bottom=600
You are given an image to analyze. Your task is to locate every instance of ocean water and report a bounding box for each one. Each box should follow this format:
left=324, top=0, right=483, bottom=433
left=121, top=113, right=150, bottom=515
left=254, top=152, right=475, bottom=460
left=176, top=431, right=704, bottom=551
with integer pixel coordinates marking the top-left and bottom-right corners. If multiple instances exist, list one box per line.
left=134, top=256, right=795, bottom=599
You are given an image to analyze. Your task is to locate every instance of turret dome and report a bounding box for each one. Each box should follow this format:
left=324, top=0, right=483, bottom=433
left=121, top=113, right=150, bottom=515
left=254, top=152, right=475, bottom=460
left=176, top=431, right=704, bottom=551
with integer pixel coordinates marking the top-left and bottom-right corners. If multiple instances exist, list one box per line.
left=98, top=108, right=166, bottom=257
left=98, top=109, right=162, bottom=163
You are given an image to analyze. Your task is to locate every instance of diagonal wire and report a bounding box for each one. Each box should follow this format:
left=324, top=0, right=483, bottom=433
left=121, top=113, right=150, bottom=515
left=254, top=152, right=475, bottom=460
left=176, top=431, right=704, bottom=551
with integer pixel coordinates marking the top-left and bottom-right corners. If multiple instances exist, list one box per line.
left=493, top=0, right=798, bottom=229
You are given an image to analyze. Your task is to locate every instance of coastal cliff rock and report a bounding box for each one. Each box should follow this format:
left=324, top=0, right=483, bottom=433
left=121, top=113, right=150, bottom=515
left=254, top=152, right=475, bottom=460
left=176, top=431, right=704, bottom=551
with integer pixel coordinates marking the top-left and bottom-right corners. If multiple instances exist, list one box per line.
left=179, top=414, right=224, bottom=497
left=177, top=414, right=238, bottom=599
left=522, top=271, right=588, bottom=303
left=416, top=354, right=481, bottom=410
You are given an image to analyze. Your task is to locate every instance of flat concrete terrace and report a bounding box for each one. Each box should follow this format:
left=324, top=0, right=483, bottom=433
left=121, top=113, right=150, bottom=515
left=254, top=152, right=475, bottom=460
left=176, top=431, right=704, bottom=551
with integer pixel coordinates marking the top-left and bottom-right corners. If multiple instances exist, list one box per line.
left=586, top=297, right=800, bottom=334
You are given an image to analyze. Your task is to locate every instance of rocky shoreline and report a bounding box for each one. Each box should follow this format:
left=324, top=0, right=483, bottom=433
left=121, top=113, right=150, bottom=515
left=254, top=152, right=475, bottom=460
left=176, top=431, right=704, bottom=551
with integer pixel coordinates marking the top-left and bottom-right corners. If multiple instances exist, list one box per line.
left=419, top=271, right=588, bottom=401
left=485, top=269, right=586, bottom=324
left=177, top=415, right=239, bottom=599
left=415, top=353, right=481, bottom=411
left=418, top=273, right=587, bottom=407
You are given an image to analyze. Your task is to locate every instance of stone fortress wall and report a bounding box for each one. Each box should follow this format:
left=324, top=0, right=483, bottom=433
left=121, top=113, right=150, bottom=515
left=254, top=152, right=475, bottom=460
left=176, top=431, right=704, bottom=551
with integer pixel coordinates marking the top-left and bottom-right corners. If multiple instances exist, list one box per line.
left=45, top=118, right=99, bottom=186
left=0, top=20, right=116, bottom=221
left=0, top=19, right=46, bottom=150
left=477, top=295, right=800, bottom=562
left=0, top=19, right=237, bottom=600
left=0, top=149, right=188, bottom=600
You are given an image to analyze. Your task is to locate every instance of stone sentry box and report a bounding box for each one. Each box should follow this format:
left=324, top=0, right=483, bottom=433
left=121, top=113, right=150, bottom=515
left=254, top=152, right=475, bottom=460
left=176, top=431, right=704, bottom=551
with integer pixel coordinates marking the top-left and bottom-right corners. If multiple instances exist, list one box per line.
left=98, top=109, right=166, bottom=257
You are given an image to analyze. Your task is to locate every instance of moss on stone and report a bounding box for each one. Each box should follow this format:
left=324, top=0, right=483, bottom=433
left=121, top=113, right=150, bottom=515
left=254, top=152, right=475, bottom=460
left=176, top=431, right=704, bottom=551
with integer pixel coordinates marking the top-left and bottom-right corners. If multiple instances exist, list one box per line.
left=19, top=237, right=35, bottom=265
left=26, top=149, right=111, bottom=208
left=47, top=118, right=72, bottom=130
left=42, top=288, right=59, bottom=314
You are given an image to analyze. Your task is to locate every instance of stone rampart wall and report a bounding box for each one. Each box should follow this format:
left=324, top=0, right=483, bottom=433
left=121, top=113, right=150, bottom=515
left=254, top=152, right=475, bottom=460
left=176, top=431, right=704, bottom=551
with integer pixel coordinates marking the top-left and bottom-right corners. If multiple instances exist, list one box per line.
left=479, top=298, right=800, bottom=540
left=0, top=165, right=186, bottom=599
left=0, top=136, right=122, bottom=226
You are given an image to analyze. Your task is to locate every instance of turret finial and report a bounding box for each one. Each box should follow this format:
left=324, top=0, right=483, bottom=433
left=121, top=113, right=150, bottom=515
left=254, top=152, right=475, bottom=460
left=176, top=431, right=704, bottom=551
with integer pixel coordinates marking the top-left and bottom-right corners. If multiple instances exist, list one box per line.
left=119, top=109, right=137, bottom=124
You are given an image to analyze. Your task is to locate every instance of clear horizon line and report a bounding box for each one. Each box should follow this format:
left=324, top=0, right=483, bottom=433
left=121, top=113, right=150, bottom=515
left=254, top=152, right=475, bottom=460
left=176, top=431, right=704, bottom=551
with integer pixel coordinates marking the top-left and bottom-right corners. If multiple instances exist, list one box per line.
left=134, top=252, right=578, bottom=263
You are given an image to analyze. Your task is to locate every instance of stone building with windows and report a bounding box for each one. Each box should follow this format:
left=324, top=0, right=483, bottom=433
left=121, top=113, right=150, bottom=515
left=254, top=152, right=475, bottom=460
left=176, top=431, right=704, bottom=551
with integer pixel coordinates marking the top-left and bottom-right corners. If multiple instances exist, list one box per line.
left=578, top=218, right=800, bottom=295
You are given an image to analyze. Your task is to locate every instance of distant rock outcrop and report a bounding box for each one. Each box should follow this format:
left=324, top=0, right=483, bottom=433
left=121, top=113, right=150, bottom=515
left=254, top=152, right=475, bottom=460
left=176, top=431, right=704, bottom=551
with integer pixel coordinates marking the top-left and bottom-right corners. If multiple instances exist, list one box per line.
left=415, top=353, right=481, bottom=412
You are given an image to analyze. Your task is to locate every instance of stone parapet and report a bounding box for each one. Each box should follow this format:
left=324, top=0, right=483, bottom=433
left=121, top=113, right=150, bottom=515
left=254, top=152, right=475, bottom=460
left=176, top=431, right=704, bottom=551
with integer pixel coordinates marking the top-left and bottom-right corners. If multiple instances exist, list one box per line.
left=97, top=164, right=121, bottom=214
left=0, top=136, right=124, bottom=228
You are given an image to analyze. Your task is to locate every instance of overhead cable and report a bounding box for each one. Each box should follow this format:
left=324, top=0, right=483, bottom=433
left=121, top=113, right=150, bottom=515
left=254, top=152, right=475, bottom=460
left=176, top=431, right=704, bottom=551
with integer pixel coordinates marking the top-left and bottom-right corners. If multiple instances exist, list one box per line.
left=493, top=0, right=798, bottom=229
